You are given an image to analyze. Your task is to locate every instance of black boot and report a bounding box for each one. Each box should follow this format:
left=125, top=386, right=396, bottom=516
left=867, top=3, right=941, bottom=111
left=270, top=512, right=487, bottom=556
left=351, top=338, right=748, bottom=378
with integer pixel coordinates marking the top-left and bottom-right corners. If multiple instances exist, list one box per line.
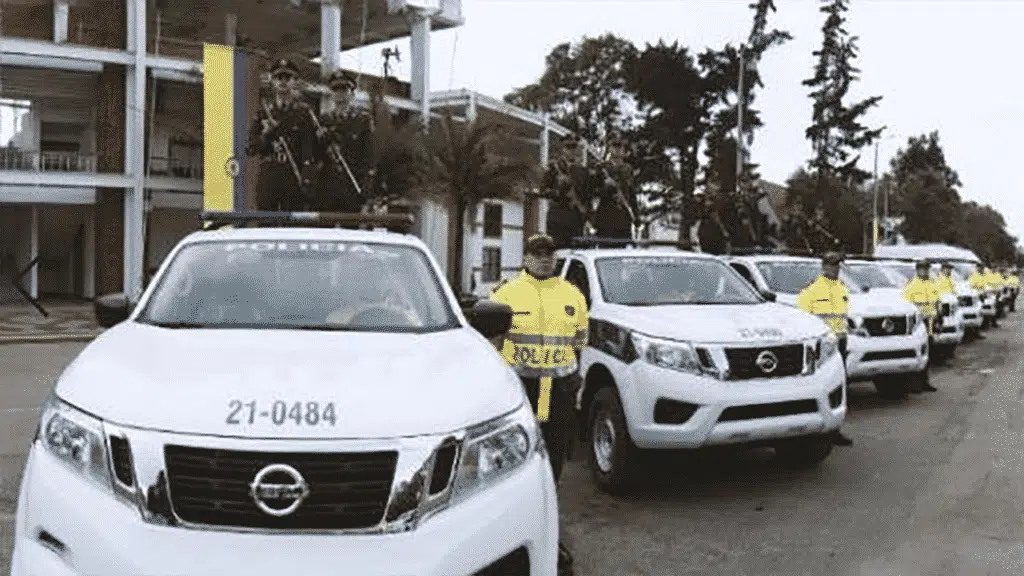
left=558, top=541, right=575, bottom=575
left=832, top=431, right=854, bottom=446
left=922, top=372, right=937, bottom=392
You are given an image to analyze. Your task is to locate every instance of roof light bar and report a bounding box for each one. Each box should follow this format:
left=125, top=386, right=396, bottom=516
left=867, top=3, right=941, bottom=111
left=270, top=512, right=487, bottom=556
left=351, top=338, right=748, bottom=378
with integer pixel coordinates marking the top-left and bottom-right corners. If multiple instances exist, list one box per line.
left=199, top=210, right=416, bottom=233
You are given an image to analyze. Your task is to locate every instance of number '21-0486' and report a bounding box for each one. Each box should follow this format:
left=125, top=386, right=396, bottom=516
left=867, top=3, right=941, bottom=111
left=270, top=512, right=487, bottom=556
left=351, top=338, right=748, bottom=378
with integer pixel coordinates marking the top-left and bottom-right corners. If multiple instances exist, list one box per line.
left=226, top=400, right=338, bottom=426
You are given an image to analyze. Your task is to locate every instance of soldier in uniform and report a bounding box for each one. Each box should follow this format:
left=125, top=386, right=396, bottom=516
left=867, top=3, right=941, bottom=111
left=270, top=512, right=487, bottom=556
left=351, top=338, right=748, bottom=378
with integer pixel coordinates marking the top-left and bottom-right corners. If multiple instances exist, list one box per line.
left=247, top=58, right=317, bottom=212
left=310, top=69, right=372, bottom=213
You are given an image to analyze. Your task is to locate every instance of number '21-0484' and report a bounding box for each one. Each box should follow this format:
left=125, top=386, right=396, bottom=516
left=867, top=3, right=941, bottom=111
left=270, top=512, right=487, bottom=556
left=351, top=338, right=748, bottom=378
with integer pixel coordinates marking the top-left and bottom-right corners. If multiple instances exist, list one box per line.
left=226, top=400, right=338, bottom=426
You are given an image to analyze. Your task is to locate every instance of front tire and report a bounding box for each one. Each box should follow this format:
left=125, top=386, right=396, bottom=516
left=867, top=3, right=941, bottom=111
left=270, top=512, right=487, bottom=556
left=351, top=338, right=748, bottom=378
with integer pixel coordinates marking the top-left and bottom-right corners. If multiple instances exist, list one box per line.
left=588, top=387, right=639, bottom=494
left=774, top=435, right=834, bottom=469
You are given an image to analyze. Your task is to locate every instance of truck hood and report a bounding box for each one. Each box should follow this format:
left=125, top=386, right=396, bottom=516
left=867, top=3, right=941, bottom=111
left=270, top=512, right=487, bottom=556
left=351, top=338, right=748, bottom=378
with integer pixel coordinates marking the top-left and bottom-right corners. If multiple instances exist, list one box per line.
left=600, top=302, right=828, bottom=344
left=55, top=322, right=523, bottom=439
left=775, top=289, right=916, bottom=317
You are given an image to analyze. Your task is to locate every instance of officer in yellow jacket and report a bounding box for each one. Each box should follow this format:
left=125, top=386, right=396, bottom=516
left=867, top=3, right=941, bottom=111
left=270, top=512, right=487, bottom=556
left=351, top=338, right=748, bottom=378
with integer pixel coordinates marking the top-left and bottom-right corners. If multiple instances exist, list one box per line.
left=796, top=252, right=854, bottom=446
left=490, top=233, right=588, bottom=575
left=969, top=263, right=996, bottom=329
left=935, top=262, right=957, bottom=296
left=985, top=265, right=1007, bottom=320
left=901, top=259, right=940, bottom=392
left=1007, top=266, right=1020, bottom=312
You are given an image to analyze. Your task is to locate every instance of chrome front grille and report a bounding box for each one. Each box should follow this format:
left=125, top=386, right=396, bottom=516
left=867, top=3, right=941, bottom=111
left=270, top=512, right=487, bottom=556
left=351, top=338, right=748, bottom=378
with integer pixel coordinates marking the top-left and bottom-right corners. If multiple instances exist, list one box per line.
left=723, top=344, right=804, bottom=380
left=863, top=316, right=909, bottom=337
left=959, top=296, right=974, bottom=307
left=164, top=445, right=397, bottom=530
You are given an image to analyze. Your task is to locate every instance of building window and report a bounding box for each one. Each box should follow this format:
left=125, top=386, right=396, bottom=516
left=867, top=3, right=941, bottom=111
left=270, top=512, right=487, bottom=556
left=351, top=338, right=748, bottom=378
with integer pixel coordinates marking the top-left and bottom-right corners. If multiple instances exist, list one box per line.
left=482, top=247, right=502, bottom=283
left=483, top=203, right=503, bottom=238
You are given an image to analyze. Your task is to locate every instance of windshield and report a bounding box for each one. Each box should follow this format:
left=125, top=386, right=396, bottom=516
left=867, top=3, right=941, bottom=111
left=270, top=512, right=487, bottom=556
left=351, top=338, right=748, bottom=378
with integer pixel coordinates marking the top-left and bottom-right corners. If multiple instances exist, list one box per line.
left=754, top=261, right=861, bottom=295
left=844, top=263, right=900, bottom=289
left=137, top=240, right=459, bottom=332
left=882, top=262, right=916, bottom=281
left=950, top=262, right=978, bottom=278
left=595, top=256, right=763, bottom=305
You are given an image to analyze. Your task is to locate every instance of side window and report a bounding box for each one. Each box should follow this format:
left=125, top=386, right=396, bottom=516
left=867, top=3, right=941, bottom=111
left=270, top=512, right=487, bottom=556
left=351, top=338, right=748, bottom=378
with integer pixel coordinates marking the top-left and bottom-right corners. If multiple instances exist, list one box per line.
left=565, top=259, right=592, bottom=308
left=730, top=262, right=756, bottom=287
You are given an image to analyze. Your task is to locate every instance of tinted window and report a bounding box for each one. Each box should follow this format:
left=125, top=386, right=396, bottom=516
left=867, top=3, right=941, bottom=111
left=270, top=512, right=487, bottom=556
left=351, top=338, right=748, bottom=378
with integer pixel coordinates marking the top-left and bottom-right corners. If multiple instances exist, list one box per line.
left=845, top=263, right=899, bottom=289
left=565, top=259, right=592, bottom=307
left=755, top=260, right=862, bottom=294
left=138, top=240, right=458, bottom=332
left=595, top=256, right=762, bottom=306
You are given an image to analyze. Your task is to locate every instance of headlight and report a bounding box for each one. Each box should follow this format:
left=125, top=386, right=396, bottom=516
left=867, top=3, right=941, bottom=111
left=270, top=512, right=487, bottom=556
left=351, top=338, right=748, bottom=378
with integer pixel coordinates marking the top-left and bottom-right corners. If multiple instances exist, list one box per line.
left=816, top=332, right=839, bottom=368
left=38, top=394, right=112, bottom=488
left=451, top=405, right=537, bottom=502
left=630, top=332, right=713, bottom=377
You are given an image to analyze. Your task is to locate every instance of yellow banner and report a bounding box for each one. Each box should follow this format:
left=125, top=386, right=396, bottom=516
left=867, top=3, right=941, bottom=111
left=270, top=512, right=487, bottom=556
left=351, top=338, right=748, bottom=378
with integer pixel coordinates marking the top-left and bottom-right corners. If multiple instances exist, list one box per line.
left=203, top=43, right=241, bottom=212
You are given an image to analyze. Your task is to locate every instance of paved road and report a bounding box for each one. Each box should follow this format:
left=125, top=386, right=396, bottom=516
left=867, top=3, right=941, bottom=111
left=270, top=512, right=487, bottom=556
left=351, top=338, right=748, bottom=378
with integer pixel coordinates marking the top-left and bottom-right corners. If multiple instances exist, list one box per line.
left=1, top=316, right=1022, bottom=575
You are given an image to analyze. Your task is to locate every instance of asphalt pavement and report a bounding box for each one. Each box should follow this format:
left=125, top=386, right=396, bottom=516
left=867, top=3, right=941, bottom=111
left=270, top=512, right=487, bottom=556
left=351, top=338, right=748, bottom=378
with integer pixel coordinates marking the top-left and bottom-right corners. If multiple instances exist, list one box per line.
left=2, top=316, right=1023, bottom=575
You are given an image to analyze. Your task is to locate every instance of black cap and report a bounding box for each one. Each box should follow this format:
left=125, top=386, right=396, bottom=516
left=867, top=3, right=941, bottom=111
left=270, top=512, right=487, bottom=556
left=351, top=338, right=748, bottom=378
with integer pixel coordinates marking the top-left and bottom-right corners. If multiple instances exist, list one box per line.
left=271, top=58, right=299, bottom=79
left=941, top=261, right=953, bottom=268
left=525, top=234, right=556, bottom=255
left=822, top=252, right=843, bottom=266
left=916, top=258, right=931, bottom=268
left=326, top=69, right=356, bottom=91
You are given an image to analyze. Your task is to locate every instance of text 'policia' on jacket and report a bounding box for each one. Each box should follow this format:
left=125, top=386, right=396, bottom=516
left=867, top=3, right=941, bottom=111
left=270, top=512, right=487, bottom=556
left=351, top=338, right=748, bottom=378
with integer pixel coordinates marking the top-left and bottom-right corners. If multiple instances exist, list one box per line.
left=797, top=276, right=849, bottom=335
left=490, top=271, right=590, bottom=378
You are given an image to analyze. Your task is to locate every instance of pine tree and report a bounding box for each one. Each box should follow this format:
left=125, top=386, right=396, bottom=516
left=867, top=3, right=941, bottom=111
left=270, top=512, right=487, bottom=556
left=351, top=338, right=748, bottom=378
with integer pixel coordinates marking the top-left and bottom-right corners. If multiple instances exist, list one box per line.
left=803, top=0, right=883, bottom=184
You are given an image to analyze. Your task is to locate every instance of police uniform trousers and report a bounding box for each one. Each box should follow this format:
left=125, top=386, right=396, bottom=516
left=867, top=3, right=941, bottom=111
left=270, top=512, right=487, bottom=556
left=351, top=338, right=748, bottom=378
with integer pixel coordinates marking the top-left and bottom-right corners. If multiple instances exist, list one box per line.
left=519, top=374, right=577, bottom=483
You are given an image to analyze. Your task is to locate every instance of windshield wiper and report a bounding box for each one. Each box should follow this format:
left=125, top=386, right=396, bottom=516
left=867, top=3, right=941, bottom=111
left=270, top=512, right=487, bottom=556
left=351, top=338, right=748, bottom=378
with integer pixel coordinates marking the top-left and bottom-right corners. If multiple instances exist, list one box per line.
left=282, top=324, right=359, bottom=331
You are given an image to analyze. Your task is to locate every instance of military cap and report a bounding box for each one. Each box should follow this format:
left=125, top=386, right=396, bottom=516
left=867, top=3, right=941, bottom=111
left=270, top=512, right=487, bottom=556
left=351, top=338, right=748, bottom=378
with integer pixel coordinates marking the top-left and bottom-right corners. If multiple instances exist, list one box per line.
left=524, top=233, right=556, bottom=255
left=270, top=58, right=299, bottom=79
left=326, top=69, right=356, bottom=91
left=821, top=251, right=843, bottom=266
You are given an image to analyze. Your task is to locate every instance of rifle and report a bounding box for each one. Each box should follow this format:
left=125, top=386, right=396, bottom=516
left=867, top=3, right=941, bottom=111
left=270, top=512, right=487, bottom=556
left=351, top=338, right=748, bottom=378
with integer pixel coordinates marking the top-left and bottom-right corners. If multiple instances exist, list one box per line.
left=307, top=108, right=364, bottom=197
left=260, top=99, right=307, bottom=192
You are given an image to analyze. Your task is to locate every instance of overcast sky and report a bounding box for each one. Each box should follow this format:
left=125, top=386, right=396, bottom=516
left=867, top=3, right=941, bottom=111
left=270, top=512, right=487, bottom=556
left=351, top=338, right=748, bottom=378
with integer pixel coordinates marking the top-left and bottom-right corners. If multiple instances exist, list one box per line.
left=340, top=0, right=1023, bottom=241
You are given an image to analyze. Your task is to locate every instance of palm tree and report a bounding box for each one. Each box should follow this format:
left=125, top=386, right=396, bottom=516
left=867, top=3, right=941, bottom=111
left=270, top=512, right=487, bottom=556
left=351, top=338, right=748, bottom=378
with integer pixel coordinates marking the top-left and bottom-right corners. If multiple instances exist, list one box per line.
left=411, top=116, right=539, bottom=295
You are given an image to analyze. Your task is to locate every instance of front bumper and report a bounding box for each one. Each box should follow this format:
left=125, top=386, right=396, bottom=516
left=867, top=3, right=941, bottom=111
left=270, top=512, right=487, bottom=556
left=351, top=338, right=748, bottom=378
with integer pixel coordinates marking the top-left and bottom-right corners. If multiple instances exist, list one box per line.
left=12, top=441, right=559, bottom=576
left=933, top=315, right=963, bottom=346
left=617, top=354, right=847, bottom=450
left=845, top=328, right=929, bottom=382
left=959, top=305, right=983, bottom=329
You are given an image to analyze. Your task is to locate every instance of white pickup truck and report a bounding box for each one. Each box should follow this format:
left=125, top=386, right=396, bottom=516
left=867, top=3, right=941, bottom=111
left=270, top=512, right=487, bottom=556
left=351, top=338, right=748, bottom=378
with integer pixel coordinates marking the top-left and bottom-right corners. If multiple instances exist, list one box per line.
left=558, top=243, right=846, bottom=494
left=11, top=213, right=558, bottom=576
left=726, top=254, right=929, bottom=399
left=874, top=259, right=981, bottom=348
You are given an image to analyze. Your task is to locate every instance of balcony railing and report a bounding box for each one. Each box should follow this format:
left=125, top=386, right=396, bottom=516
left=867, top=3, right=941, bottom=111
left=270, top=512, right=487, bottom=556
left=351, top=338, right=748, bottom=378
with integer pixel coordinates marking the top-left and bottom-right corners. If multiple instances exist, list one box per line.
left=0, top=148, right=96, bottom=172
left=147, top=156, right=203, bottom=180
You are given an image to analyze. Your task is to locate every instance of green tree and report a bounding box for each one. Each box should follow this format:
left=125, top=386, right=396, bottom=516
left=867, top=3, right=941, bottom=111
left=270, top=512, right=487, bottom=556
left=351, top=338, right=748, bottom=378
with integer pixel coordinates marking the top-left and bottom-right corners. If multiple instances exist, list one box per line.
left=885, top=132, right=963, bottom=244
left=783, top=168, right=867, bottom=253
left=412, top=116, right=538, bottom=294
left=959, top=201, right=1019, bottom=264
left=506, top=34, right=641, bottom=152
left=804, top=0, right=883, bottom=184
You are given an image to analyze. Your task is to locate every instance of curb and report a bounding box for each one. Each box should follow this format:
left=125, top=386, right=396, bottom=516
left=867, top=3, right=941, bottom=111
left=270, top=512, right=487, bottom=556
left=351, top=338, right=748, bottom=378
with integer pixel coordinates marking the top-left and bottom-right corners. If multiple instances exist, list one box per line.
left=0, top=332, right=101, bottom=345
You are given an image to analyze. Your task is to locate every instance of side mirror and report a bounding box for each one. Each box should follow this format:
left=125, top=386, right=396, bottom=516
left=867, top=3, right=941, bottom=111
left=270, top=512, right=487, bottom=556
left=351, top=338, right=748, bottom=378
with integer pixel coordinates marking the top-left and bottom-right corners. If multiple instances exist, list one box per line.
left=760, top=289, right=777, bottom=302
left=468, top=299, right=513, bottom=340
left=458, top=294, right=480, bottom=312
left=94, top=293, right=132, bottom=328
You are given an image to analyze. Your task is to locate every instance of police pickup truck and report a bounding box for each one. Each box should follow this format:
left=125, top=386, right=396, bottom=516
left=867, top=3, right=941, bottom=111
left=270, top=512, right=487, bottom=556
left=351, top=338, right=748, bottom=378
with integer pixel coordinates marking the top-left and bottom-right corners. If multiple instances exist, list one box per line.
left=560, top=239, right=846, bottom=494
left=874, top=259, right=980, bottom=348
left=11, top=212, right=558, bottom=576
left=725, top=254, right=929, bottom=399
left=875, top=243, right=993, bottom=331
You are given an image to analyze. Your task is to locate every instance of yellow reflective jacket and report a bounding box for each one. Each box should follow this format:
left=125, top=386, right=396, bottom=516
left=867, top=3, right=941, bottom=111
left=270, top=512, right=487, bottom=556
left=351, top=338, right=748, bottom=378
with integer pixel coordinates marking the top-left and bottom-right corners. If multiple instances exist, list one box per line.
left=934, top=273, right=957, bottom=296
left=969, top=271, right=988, bottom=292
left=902, top=276, right=940, bottom=318
left=1010, top=275, right=1021, bottom=289
left=984, top=270, right=1004, bottom=290
left=797, top=275, right=849, bottom=335
left=490, top=271, right=590, bottom=378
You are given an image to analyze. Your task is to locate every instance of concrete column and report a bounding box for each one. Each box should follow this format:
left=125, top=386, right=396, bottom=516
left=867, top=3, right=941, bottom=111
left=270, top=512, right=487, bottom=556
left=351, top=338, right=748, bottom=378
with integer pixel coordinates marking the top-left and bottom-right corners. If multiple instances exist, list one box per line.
left=225, top=13, right=238, bottom=46
left=409, top=10, right=432, bottom=129
left=320, top=0, right=342, bottom=113
left=123, top=0, right=147, bottom=300
left=93, top=0, right=127, bottom=296
left=84, top=207, right=96, bottom=299
left=466, top=91, right=477, bottom=123
left=53, top=0, right=70, bottom=43
left=29, top=205, right=39, bottom=299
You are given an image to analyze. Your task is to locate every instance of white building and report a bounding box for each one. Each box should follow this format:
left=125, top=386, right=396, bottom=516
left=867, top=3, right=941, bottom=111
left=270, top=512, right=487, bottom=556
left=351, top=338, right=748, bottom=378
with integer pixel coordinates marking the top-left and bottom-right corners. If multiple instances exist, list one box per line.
left=0, top=0, right=570, bottom=304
